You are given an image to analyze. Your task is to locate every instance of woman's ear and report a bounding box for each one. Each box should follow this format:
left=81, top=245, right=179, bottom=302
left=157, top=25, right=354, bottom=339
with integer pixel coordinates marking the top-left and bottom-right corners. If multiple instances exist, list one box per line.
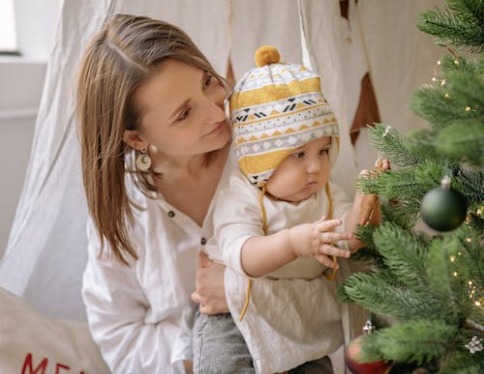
left=122, top=130, right=147, bottom=151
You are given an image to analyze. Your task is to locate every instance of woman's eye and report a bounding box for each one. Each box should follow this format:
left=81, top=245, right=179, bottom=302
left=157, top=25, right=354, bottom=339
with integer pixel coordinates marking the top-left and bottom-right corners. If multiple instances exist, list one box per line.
left=178, top=108, right=191, bottom=121
left=204, top=74, right=213, bottom=87
left=319, top=148, right=329, bottom=156
left=292, top=151, right=305, bottom=159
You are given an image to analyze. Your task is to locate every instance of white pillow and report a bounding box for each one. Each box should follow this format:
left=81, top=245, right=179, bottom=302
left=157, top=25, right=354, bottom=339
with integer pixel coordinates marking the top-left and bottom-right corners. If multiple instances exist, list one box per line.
left=0, top=287, right=111, bottom=374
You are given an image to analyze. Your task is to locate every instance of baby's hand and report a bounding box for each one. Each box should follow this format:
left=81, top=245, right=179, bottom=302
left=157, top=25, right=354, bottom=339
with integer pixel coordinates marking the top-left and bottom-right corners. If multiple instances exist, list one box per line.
left=288, top=217, right=352, bottom=269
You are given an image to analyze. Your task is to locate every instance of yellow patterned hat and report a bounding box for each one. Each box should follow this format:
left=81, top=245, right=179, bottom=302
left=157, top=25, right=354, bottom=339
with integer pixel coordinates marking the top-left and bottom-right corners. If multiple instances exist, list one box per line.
left=229, top=45, right=339, bottom=187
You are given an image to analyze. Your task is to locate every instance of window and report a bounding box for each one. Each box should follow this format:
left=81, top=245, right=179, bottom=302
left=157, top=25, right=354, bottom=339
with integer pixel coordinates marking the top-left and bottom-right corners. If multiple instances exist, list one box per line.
left=0, top=0, right=18, bottom=55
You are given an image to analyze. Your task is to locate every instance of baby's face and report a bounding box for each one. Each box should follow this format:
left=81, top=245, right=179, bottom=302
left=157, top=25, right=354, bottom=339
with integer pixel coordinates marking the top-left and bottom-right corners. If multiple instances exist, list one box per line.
left=266, top=137, right=331, bottom=203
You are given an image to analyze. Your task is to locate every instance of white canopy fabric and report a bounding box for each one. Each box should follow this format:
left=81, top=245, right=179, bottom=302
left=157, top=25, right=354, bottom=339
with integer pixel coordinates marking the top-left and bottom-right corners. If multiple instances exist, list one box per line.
left=0, top=0, right=443, bottom=321
left=299, top=0, right=443, bottom=194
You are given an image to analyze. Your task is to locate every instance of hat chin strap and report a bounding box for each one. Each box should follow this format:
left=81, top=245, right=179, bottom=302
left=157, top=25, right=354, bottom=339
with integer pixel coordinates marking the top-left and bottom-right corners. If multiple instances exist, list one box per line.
left=328, top=137, right=340, bottom=167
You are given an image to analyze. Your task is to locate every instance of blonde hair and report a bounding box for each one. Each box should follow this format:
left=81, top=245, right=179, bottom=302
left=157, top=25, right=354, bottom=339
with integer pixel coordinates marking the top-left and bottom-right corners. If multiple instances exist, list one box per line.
left=77, top=14, right=224, bottom=265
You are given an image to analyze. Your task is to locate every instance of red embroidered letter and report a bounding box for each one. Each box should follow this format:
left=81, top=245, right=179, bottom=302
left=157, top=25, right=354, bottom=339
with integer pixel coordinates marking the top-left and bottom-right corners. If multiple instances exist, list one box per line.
left=55, top=363, right=70, bottom=374
left=21, top=353, right=48, bottom=374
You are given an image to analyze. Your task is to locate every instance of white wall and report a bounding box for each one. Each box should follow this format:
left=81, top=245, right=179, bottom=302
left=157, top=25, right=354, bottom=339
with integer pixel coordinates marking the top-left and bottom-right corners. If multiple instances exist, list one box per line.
left=0, top=59, right=46, bottom=258
left=15, top=0, right=63, bottom=59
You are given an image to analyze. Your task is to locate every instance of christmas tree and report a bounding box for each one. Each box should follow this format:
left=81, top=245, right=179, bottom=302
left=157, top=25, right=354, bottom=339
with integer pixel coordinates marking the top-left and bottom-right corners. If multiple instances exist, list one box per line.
left=340, top=1, right=484, bottom=373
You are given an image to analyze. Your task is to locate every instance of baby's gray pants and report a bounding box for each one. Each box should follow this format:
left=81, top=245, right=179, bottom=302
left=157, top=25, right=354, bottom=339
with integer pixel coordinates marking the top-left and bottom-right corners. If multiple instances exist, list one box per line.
left=193, top=312, right=334, bottom=374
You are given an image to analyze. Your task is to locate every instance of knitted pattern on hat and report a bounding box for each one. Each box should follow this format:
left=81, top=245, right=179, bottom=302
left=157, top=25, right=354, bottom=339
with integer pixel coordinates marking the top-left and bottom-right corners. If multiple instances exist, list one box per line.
left=229, top=45, right=339, bottom=187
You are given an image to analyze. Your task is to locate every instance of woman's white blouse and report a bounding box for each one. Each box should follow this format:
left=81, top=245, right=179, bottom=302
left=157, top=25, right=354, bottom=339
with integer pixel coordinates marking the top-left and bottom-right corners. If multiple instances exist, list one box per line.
left=82, top=156, right=234, bottom=374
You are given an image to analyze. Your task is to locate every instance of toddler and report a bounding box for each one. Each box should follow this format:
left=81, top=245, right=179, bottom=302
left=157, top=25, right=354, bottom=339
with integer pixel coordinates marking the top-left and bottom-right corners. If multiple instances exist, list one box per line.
left=195, top=46, right=382, bottom=374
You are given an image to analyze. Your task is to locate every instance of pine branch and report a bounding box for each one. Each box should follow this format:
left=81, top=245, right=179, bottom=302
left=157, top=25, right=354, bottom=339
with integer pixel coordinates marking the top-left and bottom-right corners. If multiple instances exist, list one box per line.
left=447, top=0, right=484, bottom=26
left=359, top=320, right=458, bottom=365
left=382, top=201, right=419, bottom=230
left=410, top=84, right=473, bottom=131
left=453, top=166, right=484, bottom=204
left=373, top=223, right=430, bottom=289
left=478, top=54, right=484, bottom=74
left=437, top=349, right=484, bottom=374
left=436, top=119, right=484, bottom=165
left=358, top=169, right=427, bottom=201
left=342, top=272, right=446, bottom=320
left=351, top=224, right=386, bottom=264
left=443, top=224, right=484, bottom=326
left=405, top=129, right=441, bottom=161
left=441, top=54, right=473, bottom=74
left=443, top=71, right=484, bottom=113
left=426, top=239, right=461, bottom=323
left=368, top=124, right=420, bottom=166
left=418, top=1, right=484, bottom=52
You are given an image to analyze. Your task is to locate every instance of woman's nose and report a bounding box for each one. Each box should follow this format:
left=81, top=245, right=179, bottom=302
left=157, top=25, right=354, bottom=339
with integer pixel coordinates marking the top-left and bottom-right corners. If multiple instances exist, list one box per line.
left=205, top=90, right=225, bottom=123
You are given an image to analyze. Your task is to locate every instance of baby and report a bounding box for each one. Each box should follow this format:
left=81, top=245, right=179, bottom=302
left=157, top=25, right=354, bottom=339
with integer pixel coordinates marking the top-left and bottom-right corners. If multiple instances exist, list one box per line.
left=195, top=46, right=386, bottom=374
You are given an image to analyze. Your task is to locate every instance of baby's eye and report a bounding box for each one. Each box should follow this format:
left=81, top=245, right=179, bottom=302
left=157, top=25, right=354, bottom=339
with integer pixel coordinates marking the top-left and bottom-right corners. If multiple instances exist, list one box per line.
left=292, top=151, right=306, bottom=159
left=319, top=148, right=329, bottom=156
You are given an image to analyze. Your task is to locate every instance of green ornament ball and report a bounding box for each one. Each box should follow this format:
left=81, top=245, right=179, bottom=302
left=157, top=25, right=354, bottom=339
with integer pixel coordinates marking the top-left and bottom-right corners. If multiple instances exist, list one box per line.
left=421, top=184, right=467, bottom=232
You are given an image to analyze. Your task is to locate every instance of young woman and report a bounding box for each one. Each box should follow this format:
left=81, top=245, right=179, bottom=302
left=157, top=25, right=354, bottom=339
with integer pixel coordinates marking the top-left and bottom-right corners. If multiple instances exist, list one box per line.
left=77, top=14, right=235, bottom=373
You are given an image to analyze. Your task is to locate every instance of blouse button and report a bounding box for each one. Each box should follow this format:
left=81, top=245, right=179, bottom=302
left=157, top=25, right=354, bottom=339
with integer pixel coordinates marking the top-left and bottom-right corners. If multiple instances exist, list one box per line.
left=201, top=237, right=207, bottom=245
left=168, top=210, right=175, bottom=218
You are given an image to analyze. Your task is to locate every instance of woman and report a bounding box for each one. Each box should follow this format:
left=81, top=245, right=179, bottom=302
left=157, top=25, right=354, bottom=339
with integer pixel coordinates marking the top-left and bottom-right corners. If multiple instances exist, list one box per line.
left=77, top=14, right=236, bottom=373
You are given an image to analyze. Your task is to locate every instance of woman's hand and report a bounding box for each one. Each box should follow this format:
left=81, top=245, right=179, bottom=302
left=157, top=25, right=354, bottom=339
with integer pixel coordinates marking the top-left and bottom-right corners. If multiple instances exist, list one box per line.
left=191, top=251, right=229, bottom=315
left=288, top=218, right=352, bottom=269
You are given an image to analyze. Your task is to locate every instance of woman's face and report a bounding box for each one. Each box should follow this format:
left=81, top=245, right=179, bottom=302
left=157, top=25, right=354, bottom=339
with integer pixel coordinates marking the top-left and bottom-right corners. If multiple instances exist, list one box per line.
left=126, top=59, right=230, bottom=161
left=266, top=137, right=332, bottom=203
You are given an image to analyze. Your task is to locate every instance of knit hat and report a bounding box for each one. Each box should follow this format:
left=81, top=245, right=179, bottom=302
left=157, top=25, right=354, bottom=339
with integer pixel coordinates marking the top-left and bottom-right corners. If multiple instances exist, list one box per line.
left=229, top=45, right=339, bottom=187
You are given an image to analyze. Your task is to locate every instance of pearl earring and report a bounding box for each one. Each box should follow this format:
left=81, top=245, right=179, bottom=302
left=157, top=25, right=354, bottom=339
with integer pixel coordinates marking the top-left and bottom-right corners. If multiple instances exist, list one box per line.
left=136, top=147, right=152, bottom=171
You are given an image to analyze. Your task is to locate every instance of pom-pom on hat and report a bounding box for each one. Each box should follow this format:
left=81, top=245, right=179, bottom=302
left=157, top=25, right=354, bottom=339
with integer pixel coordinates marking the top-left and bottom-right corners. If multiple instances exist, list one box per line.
left=229, top=45, right=339, bottom=187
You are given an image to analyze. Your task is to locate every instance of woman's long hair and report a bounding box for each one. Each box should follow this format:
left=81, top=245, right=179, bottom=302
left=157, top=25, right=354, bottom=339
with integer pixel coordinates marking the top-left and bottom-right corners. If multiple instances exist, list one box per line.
left=77, top=14, right=224, bottom=265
